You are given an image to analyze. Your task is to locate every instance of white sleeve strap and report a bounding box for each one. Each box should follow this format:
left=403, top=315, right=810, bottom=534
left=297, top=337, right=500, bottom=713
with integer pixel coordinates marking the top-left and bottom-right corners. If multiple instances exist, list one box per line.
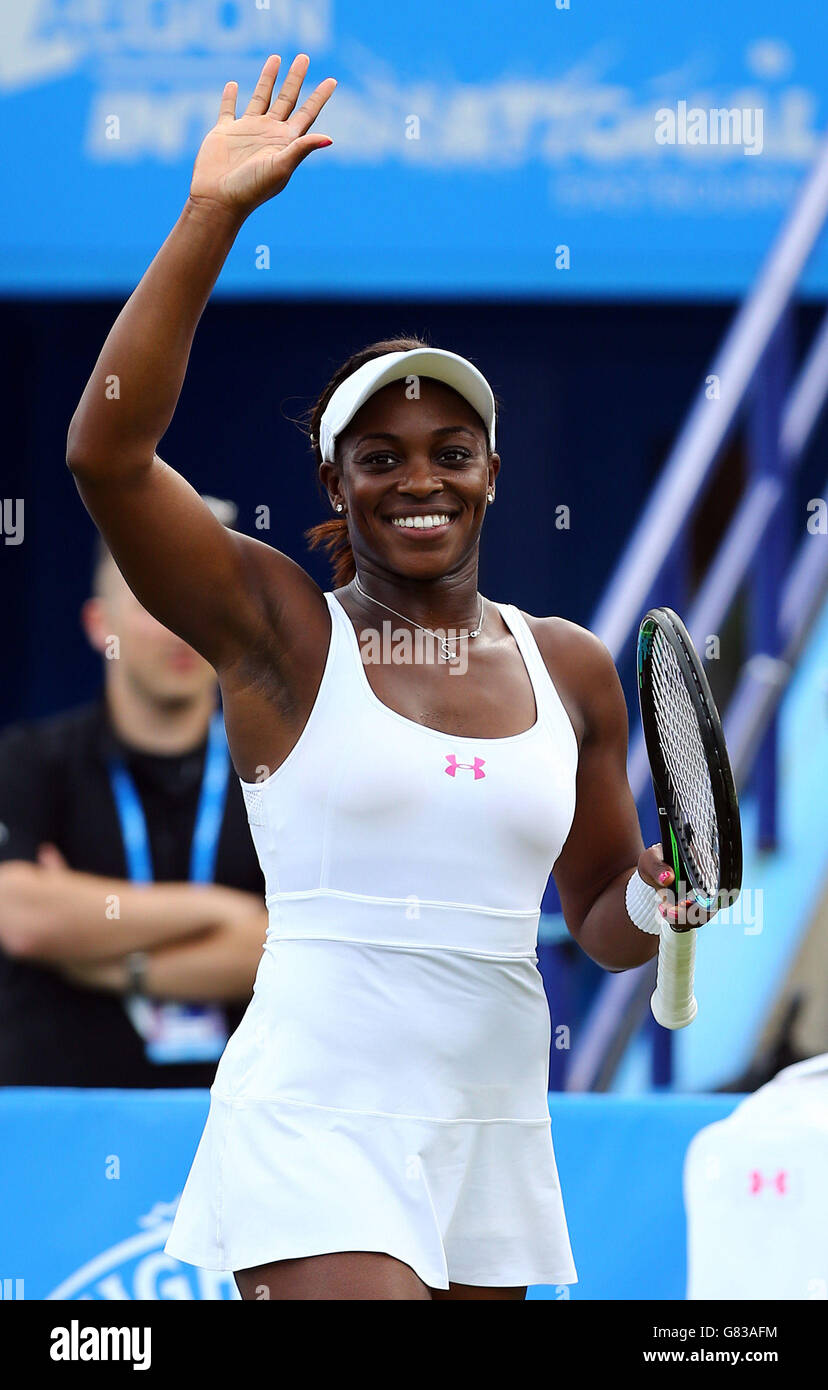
left=625, top=869, right=663, bottom=936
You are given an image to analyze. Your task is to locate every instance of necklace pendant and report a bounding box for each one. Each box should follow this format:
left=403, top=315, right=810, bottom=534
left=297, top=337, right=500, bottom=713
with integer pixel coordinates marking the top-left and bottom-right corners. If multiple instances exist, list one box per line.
left=440, top=639, right=457, bottom=662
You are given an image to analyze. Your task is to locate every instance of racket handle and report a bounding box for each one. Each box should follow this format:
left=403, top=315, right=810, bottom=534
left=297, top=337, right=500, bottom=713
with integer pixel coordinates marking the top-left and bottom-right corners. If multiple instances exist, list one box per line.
left=650, top=921, right=698, bottom=1030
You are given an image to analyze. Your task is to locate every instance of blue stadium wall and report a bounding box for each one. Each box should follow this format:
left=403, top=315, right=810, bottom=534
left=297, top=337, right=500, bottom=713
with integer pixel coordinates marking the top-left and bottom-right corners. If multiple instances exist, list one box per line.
left=4, top=295, right=828, bottom=731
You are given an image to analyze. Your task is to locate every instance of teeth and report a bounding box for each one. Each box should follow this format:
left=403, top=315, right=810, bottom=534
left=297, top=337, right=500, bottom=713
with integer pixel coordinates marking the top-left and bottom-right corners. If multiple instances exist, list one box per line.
left=391, top=514, right=452, bottom=529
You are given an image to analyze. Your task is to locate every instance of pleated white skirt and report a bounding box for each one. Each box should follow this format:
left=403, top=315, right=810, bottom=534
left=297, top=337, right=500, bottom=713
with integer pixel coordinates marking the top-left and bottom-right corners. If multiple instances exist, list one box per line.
left=164, top=937, right=577, bottom=1290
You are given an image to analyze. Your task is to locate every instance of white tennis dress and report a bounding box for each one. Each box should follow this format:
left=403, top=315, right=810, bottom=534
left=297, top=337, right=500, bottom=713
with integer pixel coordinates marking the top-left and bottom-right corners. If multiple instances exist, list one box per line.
left=165, top=591, right=580, bottom=1289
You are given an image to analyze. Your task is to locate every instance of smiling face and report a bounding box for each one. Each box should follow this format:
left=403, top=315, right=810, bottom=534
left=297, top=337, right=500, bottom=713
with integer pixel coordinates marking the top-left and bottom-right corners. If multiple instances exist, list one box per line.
left=319, top=377, right=500, bottom=581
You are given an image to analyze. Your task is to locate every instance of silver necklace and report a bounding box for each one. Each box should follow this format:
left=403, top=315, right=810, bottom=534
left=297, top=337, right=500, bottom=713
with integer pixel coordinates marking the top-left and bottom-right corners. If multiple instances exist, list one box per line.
left=353, top=576, right=485, bottom=663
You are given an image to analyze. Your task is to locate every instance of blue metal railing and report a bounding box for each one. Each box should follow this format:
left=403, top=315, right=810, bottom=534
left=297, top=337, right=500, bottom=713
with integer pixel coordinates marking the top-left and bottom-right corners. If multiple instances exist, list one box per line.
left=565, top=131, right=828, bottom=1093
left=590, top=132, right=828, bottom=659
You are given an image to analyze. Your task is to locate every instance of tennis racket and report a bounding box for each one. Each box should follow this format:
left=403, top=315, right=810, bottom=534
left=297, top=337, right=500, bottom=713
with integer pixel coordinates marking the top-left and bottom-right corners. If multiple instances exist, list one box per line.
left=636, top=607, right=742, bottom=1030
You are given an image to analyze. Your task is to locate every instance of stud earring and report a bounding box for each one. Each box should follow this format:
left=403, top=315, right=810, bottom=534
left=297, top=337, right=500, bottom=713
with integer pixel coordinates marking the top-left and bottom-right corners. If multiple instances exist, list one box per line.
left=487, top=491, right=495, bottom=503
left=334, top=502, right=344, bottom=513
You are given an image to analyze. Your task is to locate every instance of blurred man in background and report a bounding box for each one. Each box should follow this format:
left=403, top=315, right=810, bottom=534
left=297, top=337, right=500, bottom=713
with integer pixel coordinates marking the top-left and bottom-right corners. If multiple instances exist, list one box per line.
left=0, top=500, right=266, bottom=1087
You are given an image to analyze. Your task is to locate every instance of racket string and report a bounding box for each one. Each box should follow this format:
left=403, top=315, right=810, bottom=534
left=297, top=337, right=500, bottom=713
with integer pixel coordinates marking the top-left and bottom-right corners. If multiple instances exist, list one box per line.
left=651, top=628, right=720, bottom=898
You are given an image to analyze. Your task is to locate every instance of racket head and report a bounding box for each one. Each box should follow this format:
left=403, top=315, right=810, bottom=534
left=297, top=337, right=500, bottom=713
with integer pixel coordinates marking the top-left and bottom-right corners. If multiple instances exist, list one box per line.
left=637, top=606, right=742, bottom=912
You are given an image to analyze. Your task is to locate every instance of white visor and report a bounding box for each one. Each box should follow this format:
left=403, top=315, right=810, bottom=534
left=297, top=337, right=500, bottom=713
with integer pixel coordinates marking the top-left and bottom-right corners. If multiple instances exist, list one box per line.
left=318, top=348, right=496, bottom=464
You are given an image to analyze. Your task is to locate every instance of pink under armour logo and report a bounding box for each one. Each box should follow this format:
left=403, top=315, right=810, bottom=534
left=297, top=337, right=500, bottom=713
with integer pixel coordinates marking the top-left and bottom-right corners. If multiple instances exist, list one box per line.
left=749, top=1170, right=788, bottom=1195
left=445, top=754, right=486, bottom=780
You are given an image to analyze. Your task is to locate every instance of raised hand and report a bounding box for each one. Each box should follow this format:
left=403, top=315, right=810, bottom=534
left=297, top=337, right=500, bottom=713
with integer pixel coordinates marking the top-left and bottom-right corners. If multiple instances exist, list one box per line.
left=190, top=54, right=336, bottom=217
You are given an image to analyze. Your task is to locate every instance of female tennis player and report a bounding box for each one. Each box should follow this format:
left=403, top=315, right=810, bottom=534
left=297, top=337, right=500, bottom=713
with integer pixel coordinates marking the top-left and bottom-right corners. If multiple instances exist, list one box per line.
left=67, top=54, right=715, bottom=1302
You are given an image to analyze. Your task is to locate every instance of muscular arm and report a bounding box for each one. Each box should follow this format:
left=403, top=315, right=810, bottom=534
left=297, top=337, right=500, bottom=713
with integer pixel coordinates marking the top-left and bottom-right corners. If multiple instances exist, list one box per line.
left=66, top=199, right=277, bottom=673
left=0, top=861, right=258, bottom=964
left=66, top=56, right=336, bottom=674
left=535, top=621, right=668, bottom=972
left=61, top=908, right=268, bottom=1003
left=140, top=908, right=267, bottom=1000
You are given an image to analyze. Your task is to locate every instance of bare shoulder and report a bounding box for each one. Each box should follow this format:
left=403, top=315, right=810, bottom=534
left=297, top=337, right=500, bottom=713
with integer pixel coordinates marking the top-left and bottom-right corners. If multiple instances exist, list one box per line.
left=519, top=611, right=627, bottom=746
left=231, top=529, right=329, bottom=622
left=522, top=611, right=616, bottom=678
left=220, top=529, right=332, bottom=690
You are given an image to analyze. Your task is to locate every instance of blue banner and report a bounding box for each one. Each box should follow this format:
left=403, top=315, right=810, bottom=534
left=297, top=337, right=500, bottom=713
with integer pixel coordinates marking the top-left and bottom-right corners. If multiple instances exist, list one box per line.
left=3, top=1, right=828, bottom=297
left=0, top=1088, right=740, bottom=1299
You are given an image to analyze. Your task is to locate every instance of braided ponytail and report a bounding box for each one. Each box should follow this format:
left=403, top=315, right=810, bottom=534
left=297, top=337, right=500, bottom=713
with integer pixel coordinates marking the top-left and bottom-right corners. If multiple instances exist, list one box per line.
left=305, top=515, right=355, bottom=586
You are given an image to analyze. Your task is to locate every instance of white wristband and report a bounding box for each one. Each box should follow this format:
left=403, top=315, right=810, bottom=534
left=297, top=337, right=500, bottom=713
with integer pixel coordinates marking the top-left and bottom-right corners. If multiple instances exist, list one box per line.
left=625, top=870, right=663, bottom=936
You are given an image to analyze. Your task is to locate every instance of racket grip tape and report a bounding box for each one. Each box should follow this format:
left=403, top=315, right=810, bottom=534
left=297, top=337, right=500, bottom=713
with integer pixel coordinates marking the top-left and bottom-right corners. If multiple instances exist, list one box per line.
left=650, top=921, right=698, bottom=1030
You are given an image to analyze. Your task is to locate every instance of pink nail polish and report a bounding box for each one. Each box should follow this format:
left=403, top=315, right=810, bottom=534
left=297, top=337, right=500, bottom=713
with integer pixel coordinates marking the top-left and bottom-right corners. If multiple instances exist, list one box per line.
left=659, top=870, right=672, bottom=884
